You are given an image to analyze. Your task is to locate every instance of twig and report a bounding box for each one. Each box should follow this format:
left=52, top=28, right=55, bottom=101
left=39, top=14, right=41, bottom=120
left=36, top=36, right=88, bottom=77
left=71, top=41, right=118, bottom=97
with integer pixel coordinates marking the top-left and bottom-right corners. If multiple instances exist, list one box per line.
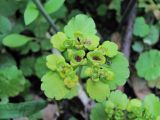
left=118, top=3, right=137, bottom=92
left=122, top=3, right=137, bottom=59
left=32, top=0, right=59, bottom=33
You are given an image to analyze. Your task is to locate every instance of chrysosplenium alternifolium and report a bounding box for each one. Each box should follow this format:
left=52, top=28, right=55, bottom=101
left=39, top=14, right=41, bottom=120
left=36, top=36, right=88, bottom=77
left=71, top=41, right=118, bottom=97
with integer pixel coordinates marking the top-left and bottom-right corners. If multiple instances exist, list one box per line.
left=41, top=14, right=129, bottom=101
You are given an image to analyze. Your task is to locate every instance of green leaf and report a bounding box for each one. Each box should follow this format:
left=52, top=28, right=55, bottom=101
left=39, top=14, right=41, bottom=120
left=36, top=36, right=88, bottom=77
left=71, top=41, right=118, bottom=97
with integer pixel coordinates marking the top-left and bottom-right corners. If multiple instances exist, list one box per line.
left=0, top=66, right=26, bottom=98
left=41, top=71, right=77, bottom=100
left=51, top=5, right=68, bottom=19
left=136, top=50, right=160, bottom=81
left=29, top=41, right=40, bottom=52
left=20, top=57, right=36, bottom=76
left=0, top=53, right=16, bottom=68
left=104, top=52, right=129, bottom=89
left=132, top=41, right=144, bottom=53
left=2, top=34, right=32, bottom=48
left=0, top=100, right=47, bottom=119
left=0, top=0, right=19, bottom=17
left=109, top=91, right=128, bottom=110
left=96, top=4, right=107, bottom=16
left=143, top=25, right=159, bottom=45
left=90, top=102, right=107, bottom=120
left=133, top=17, right=150, bottom=37
left=44, top=0, right=65, bottom=14
left=86, top=79, right=110, bottom=102
left=35, top=56, right=48, bottom=78
left=64, top=14, right=97, bottom=38
left=108, top=0, right=121, bottom=21
left=24, top=1, right=39, bottom=25
left=144, top=94, right=160, bottom=117
left=40, top=40, right=52, bottom=51
left=0, top=15, right=11, bottom=34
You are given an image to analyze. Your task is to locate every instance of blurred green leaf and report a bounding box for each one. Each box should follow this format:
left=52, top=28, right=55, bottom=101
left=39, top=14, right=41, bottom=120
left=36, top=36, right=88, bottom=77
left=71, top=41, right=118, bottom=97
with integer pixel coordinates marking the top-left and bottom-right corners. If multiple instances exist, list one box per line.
left=0, top=100, right=47, bottom=119
left=143, top=25, right=159, bottom=45
left=20, top=57, right=36, bottom=76
left=136, top=50, right=160, bottom=81
left=35, top=56, right=48, bottom=78
left=40, top=40, right=52, bottom=51
left=29, top=41, right=40, bottom=52
left=2, top=34, right=32, bottom=48
left=109, top=0, right=121, bottom=21
left=0, top=15, right=11, bottom=34
left=0, top=66, right=26, bottom=98
left=0, top=0, right=19, bottom=17
left=0, top=53, right=16, bottom=68
left=97, top=4, right=107, bottom=16
left=24, top=1, right=39, bottom=25
left=132, top=41, right=144, bottom=53
left=133, top=17, right=150, bottom=37
left=51, top=5, right=68, bottom=19
left=44, top=0, right=65, bottom=14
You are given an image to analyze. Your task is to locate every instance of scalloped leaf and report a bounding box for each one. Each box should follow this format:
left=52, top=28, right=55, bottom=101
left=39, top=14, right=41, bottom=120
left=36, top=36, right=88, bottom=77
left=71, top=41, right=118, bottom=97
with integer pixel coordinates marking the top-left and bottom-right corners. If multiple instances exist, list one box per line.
left=90, top=102, right=107, bottom=120
left=104, top=52, right=129, bottom=89
left=136, top=50, right=160, bottom=81
left=133, top=17, right=150, bottom=37
left=109, top=90, right=128, bottom=110
left=86, top=79, right=110, bottom=102
left=0, top=66, right=26, bottom=98
left=143, top=25, right=159, bottom=45
left=64, top=14, right=97, bottom=38
left=144, top=94, right=160, bottom=117
left=41, top=71, right=78, bottom=100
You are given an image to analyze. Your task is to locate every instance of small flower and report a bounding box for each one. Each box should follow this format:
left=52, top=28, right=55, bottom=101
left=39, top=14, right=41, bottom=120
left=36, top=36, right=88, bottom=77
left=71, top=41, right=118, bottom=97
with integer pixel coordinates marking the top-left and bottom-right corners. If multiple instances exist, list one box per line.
left=67, top=49, right=87, bottom=66
left=87, top=51, right=106, bottom=65
left=57, top=63, right=73, bottom=78
left=83, top=35, right=100, bottom=50
left=64, top=72, right=78, bottom=89
left=127, top=99, right=142, bottom=112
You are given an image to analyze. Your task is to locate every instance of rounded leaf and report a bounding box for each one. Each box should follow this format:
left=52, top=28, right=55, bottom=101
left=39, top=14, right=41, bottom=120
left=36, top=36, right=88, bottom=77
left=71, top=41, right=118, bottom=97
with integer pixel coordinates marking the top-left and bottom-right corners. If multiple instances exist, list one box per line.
left=41, top=71, right=78, bottom=100
left=136, top=50, right=160, bottom=81
left=64, top=14, right=97, bottom=38
left=86, top=79, right=110, bottom=102
left=0, top=66, right=26, bottom=98
left=104, top=52, right=129, bottom=89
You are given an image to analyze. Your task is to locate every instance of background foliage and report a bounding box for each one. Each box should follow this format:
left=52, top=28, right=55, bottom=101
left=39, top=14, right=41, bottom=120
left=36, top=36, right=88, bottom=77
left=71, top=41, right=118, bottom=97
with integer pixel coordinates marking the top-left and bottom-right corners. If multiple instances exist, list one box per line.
left=0, top=0, right=160, bottom=119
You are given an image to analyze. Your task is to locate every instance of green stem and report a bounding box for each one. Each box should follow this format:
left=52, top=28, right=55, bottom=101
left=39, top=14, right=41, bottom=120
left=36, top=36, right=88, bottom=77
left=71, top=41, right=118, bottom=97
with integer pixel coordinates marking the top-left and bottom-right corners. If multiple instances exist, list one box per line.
left=32, top=0, right=59, bottom=33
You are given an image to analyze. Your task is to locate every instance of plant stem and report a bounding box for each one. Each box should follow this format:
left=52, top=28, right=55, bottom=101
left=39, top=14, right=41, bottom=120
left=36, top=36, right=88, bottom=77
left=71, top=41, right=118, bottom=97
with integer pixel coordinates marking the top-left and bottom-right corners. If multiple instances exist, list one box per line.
left=122, top=3, right=137, bottom=59
left=32, top=0, right=59, bottom=33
